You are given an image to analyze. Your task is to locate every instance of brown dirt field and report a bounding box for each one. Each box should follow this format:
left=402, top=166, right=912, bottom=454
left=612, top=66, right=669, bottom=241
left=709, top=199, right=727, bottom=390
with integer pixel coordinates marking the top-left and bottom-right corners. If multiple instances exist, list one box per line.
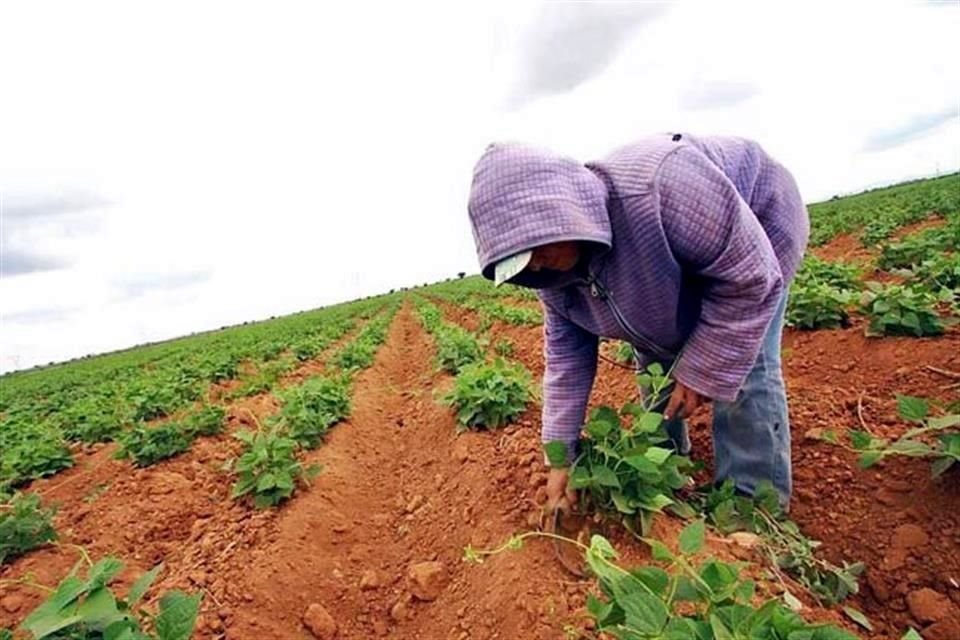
left=811, top=215, right=947, bottom=264
left=431, top=293, right=960, bottom=639
left=4, top=254, right=960, bottom=639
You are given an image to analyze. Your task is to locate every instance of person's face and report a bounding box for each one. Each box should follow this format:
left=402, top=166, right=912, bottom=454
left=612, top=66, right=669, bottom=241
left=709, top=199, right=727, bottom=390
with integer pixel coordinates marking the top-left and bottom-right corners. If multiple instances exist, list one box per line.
left=527, top=241, right=581, bottom=273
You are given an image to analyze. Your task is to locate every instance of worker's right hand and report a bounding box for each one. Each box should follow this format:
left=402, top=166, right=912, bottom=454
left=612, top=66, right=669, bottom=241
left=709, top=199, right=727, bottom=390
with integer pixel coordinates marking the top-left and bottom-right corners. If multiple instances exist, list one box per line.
left=545, top=467, right=578, bottom=514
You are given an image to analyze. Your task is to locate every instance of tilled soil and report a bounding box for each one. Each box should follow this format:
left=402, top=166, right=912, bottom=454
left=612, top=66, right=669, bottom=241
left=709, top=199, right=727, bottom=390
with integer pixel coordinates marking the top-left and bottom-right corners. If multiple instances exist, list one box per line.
left=3, top=267, right=960, bottom=638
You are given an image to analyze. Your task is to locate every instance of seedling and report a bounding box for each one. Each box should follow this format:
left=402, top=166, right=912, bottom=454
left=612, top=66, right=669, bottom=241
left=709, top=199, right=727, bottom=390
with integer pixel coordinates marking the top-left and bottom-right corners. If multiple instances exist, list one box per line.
left=0, top=492, right=57, bottom=565
left=277, top=375, right=351, bottom=449
left=545, top=364, right=696, bottom=536
left=6, top=553, right=200, bottom=640
left=861, top=282, right=944, bottom=337
left=844, top=394, right=960, bottom=477
left=230, top=428, right=321, bottom=508
left=434, top=325, right=484, bottom=374
left=787, top=281, right=853, bottom=330
left=115, top=422, right=192, bottom=467
left=442, top=358, right=534, bottom=431
left=464, top=521, right=860, bottom=640
left=695, top=480, right=864, bottom=606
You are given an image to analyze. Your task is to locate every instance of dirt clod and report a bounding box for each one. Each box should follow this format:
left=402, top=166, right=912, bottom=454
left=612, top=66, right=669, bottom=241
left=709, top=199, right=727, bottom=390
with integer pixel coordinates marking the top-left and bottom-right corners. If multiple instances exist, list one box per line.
left=906, top=588, right=953, bottom=624
left=408, top=561, right=447, bottom=601
left=359, top=570, right=380, bottom=590
left=0, top=595, right=23, bottom=614
left=303, top=603, right=338, bottom=639
left=893, top=524, right=930, bottom=549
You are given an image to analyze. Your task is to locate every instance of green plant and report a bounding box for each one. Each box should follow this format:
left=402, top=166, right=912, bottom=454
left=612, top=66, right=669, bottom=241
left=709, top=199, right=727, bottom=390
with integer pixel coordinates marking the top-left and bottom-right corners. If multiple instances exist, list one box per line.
left=442, top=358, right=533, bottom=431
left=277, top=375, right=351, bottom=449
left=844, top=395, right=960, bottom=477
left=860, top=218, right=900, bottom=246
left=696, top=480, right=864, bottom=606
left=493, top=338, right=515, bottom=358
left=546, top=365, right=695, bottom=536
left=0, top=492, right=57, bottom=565
left=613, top=341, right=635, bottom=365
left=876, top=219, right=957, bottom=270
left=786, top=281, right=853, bottom=330
left=230, top=428, right=320, bottom=508
left=464, top=521, right=859, bottom=640
left=0, top=427, right=74, bottom=491
left=181, top=405, right=226, bottom=438
left=12, top=555, right=200, bottom=639
left=434, top=325, right=484, bottom=374
left=904, top=252, right=960, bottom=291
left=861, top=282, right=944, bottom=337
left=58, top=398, right=123, bottom=444
left=116, top=423, right=192, bottom=467
left=794, top=256, right=862, bottom=290
left=332, top=340, right=377, bottom=370
left=416, top=303, right=443, bottom=333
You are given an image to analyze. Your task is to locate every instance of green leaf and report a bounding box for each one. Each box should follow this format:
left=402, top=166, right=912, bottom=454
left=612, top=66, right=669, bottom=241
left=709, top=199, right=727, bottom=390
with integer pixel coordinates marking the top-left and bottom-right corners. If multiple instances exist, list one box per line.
left=592, top=465, right=621, bottom=489
left=645, top=538, right=675, bottom=562
left=842, top=606, right=873, bottom=631
left=543, top=441, right=569, bottom=467
left=586, top=419, right=614, bottom=440
left=620, top=591, right=669, bottom=635
left=678, top=520, right=706, bottom=555
left=897, top=395, right=929, bottom=422
left=154, top=591, right=202, bottom=640
left=631, top=567, right=670, bottom=595
left=931, top=455, right=955, bottom=478
left=928, top=414, right=960, bottom=430
left=644, top=446, right=672, bottom=465
left=901, top=629, right=924, bottom=640
left=858, top=450, right=885, bottom=468
left=126, top=564, right=162, bottom=606
left=610, top=491, right=636, bottom=514
left=848, top=430, right=873, bottom=450
left=21, top=576, right=87, bottom=637
left=638, top=412, right=664, bottom=433
left=77, top=586, right=123, bottom=628
left=782, top=590, right=804, bottom=611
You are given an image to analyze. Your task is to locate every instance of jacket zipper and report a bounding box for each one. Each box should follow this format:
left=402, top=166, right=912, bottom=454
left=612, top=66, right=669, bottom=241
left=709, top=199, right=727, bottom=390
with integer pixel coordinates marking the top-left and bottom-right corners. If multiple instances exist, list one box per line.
left=586, top=274, right=675, bottom=361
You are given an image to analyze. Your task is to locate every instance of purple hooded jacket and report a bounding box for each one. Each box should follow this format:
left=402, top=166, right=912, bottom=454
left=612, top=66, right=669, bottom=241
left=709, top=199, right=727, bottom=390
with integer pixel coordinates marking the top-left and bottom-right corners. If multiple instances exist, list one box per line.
left=467, top=133, right=809, bottom=458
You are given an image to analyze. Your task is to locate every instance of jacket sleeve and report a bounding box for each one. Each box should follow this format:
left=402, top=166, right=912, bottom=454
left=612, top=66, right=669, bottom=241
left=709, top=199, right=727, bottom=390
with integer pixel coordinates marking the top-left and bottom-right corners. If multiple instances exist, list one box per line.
left=541, top=302, right=599, bottom=465
left=657, top=146, right=784, bottom=402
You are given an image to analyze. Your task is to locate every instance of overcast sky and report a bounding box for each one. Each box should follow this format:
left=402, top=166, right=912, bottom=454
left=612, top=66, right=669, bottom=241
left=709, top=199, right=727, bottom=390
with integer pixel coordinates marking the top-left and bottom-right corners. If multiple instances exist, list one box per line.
left=1, top=0, right=958, bottom=373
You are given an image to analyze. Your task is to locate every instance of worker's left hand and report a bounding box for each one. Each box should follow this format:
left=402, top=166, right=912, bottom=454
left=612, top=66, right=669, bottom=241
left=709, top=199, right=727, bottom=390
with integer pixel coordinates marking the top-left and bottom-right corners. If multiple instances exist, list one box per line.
left=664, top=381, right=708, bottom=421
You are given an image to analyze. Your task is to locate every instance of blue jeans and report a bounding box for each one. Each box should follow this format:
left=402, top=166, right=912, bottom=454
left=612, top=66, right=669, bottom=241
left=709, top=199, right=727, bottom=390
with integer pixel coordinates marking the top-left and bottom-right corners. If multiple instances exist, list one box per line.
left=638, top=292, right=791, bottom=507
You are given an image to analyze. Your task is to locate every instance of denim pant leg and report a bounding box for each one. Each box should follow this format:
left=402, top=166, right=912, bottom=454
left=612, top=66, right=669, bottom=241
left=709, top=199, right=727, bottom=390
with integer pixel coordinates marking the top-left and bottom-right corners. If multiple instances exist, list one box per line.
left=712, top=292, right=792, bottom=506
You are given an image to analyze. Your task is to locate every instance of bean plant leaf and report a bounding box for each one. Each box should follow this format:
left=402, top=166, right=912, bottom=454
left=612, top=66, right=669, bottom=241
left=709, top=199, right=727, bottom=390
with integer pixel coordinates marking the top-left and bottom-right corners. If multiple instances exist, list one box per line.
left=679, top=519, right=706, bottom=555
left=842, top=606, right=873, bottom=631
left=127, top=564, right=162, bottom=606
left=896, top=395, right=929, bottom=422
left=154, top=591, right=202, bottom=640
left=543, top=440, right=568, bottom=467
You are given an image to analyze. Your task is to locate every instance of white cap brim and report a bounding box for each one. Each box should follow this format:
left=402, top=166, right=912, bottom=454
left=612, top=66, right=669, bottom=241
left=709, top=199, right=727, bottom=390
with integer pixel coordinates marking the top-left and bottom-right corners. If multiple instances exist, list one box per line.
left=493, top=250, right=532, bottom=287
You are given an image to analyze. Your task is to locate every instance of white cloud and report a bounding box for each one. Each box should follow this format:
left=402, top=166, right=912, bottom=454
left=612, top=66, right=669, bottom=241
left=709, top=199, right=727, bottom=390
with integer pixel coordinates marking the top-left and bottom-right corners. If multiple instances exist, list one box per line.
left=1, top=0, right=958, bottom=373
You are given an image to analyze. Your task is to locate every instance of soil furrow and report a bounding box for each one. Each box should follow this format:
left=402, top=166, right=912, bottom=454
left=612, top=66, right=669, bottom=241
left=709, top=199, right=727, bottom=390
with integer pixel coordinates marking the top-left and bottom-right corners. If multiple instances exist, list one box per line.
left=225, top=304, right=590, bottom=639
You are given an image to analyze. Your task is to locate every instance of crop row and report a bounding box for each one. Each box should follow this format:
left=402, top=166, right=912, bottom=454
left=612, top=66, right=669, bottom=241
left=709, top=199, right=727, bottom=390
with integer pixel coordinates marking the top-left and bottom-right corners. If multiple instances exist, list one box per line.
left=413, top=298, right=535, bottom=432
left=787, top=217, right=959, bottom=335
left=0, top=297, right=394, bottom=494
left=0, top=305, right=401, bottom=639
left=808, top=172, right=959, bottom=246
left=228, top=304, right=399, bottom=508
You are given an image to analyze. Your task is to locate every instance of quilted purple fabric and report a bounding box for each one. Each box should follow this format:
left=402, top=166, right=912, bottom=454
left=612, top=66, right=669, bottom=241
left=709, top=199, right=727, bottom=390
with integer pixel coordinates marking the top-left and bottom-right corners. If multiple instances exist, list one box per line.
left=467, top=133, right=809, bottom=454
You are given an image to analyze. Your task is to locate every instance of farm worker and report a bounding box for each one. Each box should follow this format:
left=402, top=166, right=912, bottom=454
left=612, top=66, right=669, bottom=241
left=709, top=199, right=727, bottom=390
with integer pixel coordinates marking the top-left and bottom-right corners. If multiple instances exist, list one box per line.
left=466, top=133, right=809, bottom=512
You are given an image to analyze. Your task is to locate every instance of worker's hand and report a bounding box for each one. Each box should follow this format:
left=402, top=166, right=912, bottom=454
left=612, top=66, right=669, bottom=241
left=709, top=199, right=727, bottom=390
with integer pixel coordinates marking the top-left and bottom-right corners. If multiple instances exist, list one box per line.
left=545, top=468, right=578, bottom=514
left=664, top=381, right=707, bottom=421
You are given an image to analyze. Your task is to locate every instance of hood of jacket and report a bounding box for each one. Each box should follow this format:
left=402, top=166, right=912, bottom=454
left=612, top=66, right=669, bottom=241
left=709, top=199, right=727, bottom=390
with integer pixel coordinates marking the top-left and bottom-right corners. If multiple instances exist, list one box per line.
left=467, top=142, right=611, bottom=288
